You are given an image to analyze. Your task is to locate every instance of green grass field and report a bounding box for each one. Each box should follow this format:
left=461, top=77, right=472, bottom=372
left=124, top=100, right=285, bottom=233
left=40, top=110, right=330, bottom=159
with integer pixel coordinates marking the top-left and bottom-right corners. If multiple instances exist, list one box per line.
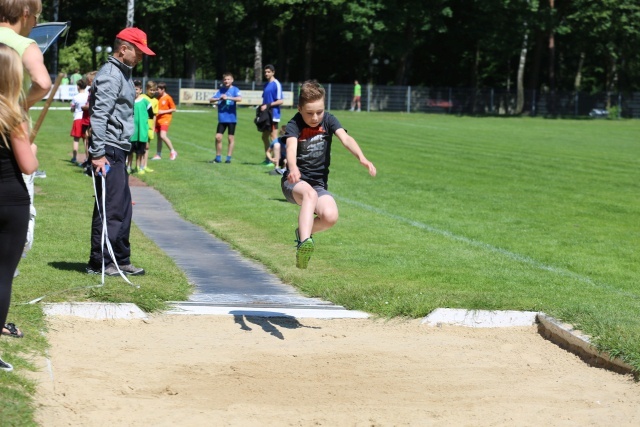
left=1, top=105, right=639, bottom=423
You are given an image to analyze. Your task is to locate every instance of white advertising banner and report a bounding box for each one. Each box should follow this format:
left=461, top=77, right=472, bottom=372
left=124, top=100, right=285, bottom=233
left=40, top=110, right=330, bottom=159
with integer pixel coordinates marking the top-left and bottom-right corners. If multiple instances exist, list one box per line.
left=42, top=84, right=78, bottom=102
left=179, top=89, right=294, bottom=106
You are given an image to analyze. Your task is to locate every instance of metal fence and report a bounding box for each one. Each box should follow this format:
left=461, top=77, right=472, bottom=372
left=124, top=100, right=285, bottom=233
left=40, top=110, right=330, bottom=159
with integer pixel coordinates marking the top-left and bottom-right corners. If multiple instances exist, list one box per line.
left=134, top=77, right=635, bottom=118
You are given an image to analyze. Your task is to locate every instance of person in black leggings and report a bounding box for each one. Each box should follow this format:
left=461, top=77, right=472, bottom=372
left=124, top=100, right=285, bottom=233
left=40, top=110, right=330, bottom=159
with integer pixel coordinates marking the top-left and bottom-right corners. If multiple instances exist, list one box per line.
left=0, top=43, right=40, bottom=372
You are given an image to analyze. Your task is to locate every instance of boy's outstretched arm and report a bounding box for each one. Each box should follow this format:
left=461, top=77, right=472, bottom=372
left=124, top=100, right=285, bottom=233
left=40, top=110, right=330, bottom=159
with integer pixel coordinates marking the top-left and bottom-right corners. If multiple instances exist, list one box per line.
left=335, top=128, right=377, bottom=177
left=285, top=136, right=301, bottom=183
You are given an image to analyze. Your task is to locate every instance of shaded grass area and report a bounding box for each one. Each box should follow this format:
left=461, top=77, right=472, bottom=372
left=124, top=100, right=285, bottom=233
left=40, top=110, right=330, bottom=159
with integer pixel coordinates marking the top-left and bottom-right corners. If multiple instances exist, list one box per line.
left=1, top=106, right=638, bottom=422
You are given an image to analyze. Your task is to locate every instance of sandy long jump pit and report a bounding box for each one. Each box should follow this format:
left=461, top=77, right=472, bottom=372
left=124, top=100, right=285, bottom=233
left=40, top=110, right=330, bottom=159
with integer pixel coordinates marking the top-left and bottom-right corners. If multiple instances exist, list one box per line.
left=32, top=314, right=640, bottom=426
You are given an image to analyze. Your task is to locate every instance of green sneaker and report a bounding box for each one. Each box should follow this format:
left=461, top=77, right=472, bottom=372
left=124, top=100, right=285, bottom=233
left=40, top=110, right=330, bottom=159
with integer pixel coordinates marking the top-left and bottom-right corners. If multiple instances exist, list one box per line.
left=296, top=238, right=315, bottom=269
left=294, top=228, right=313, bottom=244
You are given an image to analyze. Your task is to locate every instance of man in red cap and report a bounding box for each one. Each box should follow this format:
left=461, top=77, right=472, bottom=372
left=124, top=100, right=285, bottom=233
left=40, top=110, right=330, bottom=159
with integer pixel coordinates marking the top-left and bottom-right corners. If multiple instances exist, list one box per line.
left=86, top=27, right=155, bottom=277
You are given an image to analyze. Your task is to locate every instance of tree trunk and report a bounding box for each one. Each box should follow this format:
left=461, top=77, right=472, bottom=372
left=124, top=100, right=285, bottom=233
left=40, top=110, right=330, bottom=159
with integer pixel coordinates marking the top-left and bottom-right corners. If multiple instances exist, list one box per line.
left=605, top=53, right=618, bottom=109
left=184, top=49, right=196, bottom=87
left=548, top=0, right=556, bottom=116
left=516, top=24, right=529, bottom=115
left=573, top=51, right=585, bottom=92
left=51, top=0, right=59, bottom=73
left=142, top=14, right=150, bottom=77
left=303, top=17, right=315, bottom=81
left=126, top=0, right=135, bottom=27
left=471, top=42, right=480, bottom=114
left=394, top=25, right=414, bottom=85
left=367, top=42, right=375, bottom=84
left=528, top=29, right=543, bottom=91
left=277, top=26, right=287, bottom=81
left=254, top=36, right=263, bottom=84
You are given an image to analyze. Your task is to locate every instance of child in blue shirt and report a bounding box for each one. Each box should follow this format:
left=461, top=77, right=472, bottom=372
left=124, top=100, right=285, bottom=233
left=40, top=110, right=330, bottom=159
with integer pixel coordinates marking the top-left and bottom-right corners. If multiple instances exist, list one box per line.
left=209, top=72, right=242, bottom=163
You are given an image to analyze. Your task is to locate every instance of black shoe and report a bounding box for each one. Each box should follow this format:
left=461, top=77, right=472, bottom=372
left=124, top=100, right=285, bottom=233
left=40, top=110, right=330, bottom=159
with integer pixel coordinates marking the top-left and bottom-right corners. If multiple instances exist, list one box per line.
left=86, top=264, right=120, bottom=276
left=118, top=264, right=145, bottom=276
left=86, top=264, right=101, bottom=275
left=0, top=357, right=14, bottom=372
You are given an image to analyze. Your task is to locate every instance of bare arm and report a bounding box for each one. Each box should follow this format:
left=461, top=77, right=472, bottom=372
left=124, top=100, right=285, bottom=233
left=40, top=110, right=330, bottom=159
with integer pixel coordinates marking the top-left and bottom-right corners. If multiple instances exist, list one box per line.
left=22, top=44, right=52, bottom=109
left=11, top=122, right=39, bottom=174
left=334, top=128, right=377, bottom=177
left=270, top=98, right=284, bottom=107
left=260, top=98, right=284, bottom=111
left=285, top=136, right=300, bottom=183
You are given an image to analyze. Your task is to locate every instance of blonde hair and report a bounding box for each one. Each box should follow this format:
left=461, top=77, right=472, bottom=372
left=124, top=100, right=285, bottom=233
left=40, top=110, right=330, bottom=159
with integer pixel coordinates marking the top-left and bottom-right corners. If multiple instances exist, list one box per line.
left=0, top=43, right=27, bottom=149
left=0, top=0, right=41, bottom=25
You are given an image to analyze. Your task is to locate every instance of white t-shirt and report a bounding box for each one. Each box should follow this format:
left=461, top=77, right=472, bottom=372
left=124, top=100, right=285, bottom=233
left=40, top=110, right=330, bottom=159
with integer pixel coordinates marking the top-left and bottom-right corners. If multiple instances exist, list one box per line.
left=70, top=91, right=89, bottom=120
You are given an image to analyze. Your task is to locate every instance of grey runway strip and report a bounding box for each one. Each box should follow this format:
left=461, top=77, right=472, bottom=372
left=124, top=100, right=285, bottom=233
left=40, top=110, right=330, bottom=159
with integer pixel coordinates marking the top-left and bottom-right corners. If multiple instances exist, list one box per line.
left=130, top=186, right=359, bottom=315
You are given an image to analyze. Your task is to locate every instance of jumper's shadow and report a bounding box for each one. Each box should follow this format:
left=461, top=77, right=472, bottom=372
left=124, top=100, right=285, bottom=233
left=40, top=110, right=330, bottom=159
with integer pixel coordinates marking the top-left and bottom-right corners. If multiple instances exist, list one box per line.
left=49, top=261, right=88, bottom=273
left=231, top=312, right=320, bottom=340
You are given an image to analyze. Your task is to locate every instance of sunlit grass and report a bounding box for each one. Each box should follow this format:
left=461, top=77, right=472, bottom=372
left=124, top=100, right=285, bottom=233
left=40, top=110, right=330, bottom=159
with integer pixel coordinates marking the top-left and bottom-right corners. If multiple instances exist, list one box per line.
left=2, top=105, right=639, bottom=422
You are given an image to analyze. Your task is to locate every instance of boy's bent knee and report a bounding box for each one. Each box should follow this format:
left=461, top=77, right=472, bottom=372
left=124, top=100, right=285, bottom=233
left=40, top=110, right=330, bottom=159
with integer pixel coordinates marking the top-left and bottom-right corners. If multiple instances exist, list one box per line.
left=321, top=210, right=339, bottom=227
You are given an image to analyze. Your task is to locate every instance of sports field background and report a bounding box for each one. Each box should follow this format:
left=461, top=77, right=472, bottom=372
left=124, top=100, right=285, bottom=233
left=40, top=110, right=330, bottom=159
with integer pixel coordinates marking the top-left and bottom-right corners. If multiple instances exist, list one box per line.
left=39, top=107, right=640, bottom=367
left=1, top=106, right=638, bottom=423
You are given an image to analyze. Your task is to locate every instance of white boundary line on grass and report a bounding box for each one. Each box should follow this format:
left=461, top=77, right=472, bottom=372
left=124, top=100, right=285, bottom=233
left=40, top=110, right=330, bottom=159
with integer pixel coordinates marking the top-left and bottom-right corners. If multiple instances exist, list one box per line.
left=339, top=196, right=639, bottom=300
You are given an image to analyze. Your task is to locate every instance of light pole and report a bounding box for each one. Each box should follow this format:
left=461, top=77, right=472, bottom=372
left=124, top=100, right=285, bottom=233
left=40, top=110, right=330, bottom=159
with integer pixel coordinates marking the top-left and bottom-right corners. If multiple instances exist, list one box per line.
left=94, top=45, right=112, bottom=67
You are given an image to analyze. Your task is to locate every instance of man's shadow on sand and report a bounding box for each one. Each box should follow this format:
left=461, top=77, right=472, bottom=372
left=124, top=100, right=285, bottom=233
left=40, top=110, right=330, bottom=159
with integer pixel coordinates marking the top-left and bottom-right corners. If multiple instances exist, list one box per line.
left=231, top=312, right=320, bottom=340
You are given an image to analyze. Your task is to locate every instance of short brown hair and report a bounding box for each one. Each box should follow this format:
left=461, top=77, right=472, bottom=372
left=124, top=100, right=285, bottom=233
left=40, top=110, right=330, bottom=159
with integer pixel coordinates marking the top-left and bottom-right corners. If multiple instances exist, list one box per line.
left=298, top=80, right=325, bottom=107
left=84, top=71, right=97, bottom=85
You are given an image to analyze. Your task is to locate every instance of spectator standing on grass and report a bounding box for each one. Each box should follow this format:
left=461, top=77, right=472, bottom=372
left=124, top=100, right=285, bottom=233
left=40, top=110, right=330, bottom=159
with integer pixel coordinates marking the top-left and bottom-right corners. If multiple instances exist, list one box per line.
left=209, top=72, right=242, bottom=164
left=86, top=27, right=155, bottom=277
left=282, top=80, right=376, bottom=269
left=151, top=82, right=177, bottom=161
left=79, top=70, right=96, bottom=170
left=266, top=125, right=287, bottom=174
left=127, top=80, right=153, bottom=174
left=69, top=68, right=82, bottom=85
left=350, top=79, right=361, bottom=112
left=0, top=0, right=51, bottom=339
left=69, top=78, right=88, bottom=164
left=260, top=64, right=283, bottom=166
left=0, top=44, right=39, bottom=371
left=139, top=80, right=158, bottom=173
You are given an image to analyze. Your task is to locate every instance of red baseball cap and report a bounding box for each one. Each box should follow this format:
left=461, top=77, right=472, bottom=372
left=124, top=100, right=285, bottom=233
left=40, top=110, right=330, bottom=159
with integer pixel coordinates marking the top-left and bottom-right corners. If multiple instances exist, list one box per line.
left=116, top=27, right=155, bottom=56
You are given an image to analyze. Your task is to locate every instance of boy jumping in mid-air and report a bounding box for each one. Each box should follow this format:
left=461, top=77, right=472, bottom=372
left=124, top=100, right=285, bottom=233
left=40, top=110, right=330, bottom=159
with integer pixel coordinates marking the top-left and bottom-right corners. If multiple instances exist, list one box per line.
left=281, top=80, right=377, bottom=268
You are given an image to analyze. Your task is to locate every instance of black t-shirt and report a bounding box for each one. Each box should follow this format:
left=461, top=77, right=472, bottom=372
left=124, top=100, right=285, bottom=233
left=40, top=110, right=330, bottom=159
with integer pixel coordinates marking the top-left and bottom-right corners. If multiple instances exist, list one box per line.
left=0, top=142, right=29, bottom=206
left=282, top=112, right=343, bottom=189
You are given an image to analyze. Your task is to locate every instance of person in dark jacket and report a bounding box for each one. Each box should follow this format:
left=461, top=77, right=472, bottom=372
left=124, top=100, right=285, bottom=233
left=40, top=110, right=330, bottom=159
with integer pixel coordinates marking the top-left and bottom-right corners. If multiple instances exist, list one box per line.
left=86, top=27, right=155, bottom=277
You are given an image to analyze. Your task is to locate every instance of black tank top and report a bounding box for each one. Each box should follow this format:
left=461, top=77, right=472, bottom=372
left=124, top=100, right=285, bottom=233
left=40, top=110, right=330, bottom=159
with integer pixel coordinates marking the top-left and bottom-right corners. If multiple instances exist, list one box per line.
left=0, top=142, right=29, bottom=206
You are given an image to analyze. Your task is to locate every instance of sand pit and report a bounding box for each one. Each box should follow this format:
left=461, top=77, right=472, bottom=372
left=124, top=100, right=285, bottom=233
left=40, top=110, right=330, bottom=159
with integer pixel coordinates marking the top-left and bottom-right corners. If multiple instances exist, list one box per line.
left=32, top=314, right=640, bottom=426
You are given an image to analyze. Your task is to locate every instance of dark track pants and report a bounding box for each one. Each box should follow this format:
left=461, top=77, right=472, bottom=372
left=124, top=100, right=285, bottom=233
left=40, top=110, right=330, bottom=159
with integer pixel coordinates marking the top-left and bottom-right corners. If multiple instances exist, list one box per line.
left=89, top=145, right=132, bottom=268
left=0, top=205, right=28, bottom=329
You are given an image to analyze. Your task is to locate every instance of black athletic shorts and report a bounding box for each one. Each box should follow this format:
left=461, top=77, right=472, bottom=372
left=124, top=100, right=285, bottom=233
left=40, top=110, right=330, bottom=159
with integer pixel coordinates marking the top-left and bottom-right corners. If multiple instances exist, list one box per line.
left=216, top=122, right=236, bottom=135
